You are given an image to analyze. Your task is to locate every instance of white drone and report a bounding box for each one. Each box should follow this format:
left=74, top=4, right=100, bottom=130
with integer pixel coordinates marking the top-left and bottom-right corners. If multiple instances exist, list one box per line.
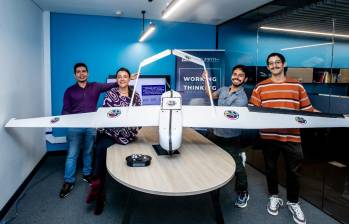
left=6, top=49, right=349, bottom=154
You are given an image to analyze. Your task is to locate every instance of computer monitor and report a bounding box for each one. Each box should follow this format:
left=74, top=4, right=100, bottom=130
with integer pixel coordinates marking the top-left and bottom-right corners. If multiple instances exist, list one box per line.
left=107, top=75, right=170, bottom=105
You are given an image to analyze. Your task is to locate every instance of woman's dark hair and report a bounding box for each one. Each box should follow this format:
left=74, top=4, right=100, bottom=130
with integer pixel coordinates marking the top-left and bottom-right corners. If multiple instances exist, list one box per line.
left=115, top=67, right=133, bottom=97
left=115, top=67, right=131, bottom=77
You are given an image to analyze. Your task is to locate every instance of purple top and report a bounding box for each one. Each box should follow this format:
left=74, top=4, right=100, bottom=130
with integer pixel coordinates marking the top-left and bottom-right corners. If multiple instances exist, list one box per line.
left=99, top=87, right=141, bottom=145
left=62, top=82, right=116, bottom=115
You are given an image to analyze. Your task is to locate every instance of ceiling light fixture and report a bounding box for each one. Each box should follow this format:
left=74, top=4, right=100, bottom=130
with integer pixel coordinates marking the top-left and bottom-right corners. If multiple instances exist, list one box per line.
left=260, top=26, right=349, bottom=39
left=139, top=10, right=156, bottom=42
left=281, top=42, right=333, bottom=51
left=161, top=0, right=185, bottom=19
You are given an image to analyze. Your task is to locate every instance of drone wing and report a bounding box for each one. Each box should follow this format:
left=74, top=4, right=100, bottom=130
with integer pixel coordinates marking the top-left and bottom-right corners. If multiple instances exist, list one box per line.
left=5, top=106, right=160, bottom=128
left=182, top=106, right=349, bottom=129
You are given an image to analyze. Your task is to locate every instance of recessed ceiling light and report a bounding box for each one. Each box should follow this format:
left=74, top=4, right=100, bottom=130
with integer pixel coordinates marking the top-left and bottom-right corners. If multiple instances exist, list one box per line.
left=115, top=10, right=123, bottom=16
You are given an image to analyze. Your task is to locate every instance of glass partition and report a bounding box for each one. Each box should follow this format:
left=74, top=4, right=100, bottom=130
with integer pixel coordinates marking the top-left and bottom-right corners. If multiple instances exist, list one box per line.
left=323, top=2, right=349, bottom=222
left=218, top=0, right=349, bottom=222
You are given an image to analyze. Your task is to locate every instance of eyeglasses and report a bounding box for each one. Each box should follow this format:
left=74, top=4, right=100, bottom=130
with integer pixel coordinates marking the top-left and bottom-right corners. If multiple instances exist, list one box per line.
left=268, top=60, right=283, bottom=66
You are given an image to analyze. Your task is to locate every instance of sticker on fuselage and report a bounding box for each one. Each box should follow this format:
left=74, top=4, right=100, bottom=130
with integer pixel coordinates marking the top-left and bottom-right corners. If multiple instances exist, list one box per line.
left=166, top=100, right=177, bottom=107
left=107, top=109, right=121, bottom=118
left=224, top=110, right=239, bottom=120
left=50, top=117, right=60, bottom=124
left=295, top=116, right=307, bottom=124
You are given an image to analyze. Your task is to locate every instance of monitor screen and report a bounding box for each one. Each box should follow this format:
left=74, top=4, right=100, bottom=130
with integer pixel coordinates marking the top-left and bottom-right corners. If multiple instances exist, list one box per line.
left=107, top=75, right=170, bottom=105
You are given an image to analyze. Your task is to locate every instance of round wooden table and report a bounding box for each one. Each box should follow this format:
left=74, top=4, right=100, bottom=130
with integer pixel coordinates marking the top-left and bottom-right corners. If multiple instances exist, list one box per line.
left=107, top=127, right=235, bottom=223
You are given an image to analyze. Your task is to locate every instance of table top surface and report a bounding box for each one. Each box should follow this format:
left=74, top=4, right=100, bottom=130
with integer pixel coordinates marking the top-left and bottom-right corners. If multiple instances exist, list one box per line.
left=106, top=127, right=235, bottom=196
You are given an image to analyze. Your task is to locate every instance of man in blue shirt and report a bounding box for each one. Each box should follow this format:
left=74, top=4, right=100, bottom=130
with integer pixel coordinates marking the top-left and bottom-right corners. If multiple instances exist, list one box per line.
left=203, top=65, right=249, bottom=208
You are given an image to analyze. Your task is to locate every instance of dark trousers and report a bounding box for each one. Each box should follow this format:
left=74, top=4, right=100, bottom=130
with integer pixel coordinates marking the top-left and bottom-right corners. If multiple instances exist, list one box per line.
left=94, top=133, right=116, bottom=187
left=262, top=140, right=304, bottom=203
left=207, top=132, right=248, bottom=193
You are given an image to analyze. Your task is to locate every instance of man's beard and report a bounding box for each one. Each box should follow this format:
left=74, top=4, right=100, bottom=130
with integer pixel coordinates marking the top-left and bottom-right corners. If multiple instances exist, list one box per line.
left=232, top=79, right=243, bottom=87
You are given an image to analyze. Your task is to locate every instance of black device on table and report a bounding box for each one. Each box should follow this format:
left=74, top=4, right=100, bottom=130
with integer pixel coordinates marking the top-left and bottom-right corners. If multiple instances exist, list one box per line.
left=126, top=154, right=152, bottom=167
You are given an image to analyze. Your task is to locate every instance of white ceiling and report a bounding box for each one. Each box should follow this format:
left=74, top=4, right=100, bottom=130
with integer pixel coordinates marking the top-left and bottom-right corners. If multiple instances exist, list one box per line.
left=33, top=0, right=273, bottom=25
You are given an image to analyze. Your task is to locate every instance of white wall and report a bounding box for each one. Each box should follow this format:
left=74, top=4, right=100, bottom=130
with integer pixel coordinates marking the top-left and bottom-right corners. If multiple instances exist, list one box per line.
left=0, top=0, right=46, bottom=210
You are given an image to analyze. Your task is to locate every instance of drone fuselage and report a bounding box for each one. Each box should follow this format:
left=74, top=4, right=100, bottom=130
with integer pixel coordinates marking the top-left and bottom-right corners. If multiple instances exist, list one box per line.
left=159, top=91, right=182, bottom=153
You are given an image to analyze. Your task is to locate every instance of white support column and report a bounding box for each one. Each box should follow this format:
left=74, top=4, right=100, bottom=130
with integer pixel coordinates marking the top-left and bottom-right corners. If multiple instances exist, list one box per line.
left=43, top=11, right=51, bottom=117
left=43, top=11, right=67, bottom=144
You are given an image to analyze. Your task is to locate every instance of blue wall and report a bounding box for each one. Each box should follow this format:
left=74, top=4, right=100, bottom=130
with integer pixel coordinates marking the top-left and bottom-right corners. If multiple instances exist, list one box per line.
left=218, top=20, right=258, bottom=70
left=49, top=13, right=216, bottom=150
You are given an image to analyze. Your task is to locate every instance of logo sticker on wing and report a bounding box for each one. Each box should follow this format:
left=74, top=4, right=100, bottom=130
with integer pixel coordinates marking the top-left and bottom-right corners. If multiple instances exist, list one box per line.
left=50, top=117, right=60, bottom=124
left=107, top=109, right=121, bottom=118
left=295, top=116, right=307, bottom=124
left=224, top=110, right=239, bottom=120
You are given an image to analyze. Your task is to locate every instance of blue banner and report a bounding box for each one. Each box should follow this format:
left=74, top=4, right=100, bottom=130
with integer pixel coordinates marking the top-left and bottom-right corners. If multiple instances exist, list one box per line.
left=175, top=50, right=225, bottom=105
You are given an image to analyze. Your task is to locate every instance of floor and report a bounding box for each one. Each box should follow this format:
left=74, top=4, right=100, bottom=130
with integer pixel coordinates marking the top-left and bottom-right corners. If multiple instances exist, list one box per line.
left=2, top=155, right=341, bottom=224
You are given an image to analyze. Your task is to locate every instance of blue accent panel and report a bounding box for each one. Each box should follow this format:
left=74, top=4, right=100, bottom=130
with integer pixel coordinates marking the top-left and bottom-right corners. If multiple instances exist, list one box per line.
left=218, top=20, right=257, bottom=70
left=49, top=13, right=215, bottom=151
